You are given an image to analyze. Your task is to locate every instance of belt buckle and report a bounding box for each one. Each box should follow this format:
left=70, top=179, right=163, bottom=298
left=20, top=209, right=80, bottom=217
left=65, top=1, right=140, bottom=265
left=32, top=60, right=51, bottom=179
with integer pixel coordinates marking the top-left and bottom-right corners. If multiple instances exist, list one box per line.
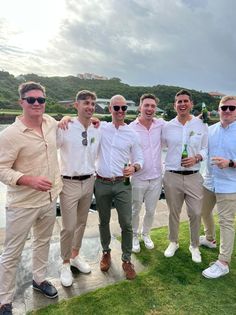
left=111, top=176, right=116, bottom=182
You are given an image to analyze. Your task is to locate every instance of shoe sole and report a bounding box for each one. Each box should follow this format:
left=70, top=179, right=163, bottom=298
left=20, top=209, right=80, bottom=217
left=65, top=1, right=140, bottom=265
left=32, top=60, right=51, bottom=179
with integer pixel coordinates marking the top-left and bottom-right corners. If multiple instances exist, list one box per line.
left=61, top=282, right=73, bottom=287
left=132, top=248, right=141, bottom=253
left=70, top=265, right=91, bottom=274
left=144, top=245, right=154, bottom=250
left=199, top=244, right=217, bottom=249
left=202, top=270, right=229, bottom=279
left=33, top=286, right=58, bottom=299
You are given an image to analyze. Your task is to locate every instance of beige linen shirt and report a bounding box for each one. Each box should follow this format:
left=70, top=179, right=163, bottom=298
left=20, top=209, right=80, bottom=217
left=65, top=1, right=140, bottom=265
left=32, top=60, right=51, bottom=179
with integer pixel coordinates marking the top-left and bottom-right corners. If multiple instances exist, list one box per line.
left=0, top=114, right=62, bottom=208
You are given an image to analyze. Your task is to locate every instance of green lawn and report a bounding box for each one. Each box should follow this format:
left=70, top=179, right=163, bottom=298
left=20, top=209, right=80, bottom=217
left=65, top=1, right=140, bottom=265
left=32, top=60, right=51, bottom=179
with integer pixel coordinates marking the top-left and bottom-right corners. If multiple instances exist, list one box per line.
left=29, top=219, right=236, bottom=315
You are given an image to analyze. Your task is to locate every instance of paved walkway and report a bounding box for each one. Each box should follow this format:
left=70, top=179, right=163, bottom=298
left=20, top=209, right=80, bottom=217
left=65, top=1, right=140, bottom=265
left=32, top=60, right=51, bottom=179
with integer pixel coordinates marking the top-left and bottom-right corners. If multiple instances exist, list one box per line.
left=0, top=199, right=189, bottom=315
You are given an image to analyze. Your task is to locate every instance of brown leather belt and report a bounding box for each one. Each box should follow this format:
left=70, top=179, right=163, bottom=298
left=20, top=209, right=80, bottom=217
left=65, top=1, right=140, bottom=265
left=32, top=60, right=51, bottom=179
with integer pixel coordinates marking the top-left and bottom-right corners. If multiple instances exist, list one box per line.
left=96, top=174, right=124, bottom=182
left=62, top=175, right=92, bottom=181
left=168, top=170, right=198, bottom=175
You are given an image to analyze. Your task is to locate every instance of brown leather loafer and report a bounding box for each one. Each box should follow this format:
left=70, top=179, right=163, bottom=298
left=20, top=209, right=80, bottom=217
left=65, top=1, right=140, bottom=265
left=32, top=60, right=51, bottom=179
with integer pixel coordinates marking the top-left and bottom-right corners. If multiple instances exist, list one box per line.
left=100, top=252, right=111, bottom=272
left=122, top=261, right=136, bottom=280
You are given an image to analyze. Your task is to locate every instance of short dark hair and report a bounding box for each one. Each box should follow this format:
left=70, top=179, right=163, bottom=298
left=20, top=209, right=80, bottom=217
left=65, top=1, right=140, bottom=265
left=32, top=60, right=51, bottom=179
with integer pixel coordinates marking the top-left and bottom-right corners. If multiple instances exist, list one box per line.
left=140, top=93, right=159, bottom=105
left=175, top=89, right=192, bottom=101
left=76, top=90, right=97, bottom=101
left=18, top=81, right=46, bottom=98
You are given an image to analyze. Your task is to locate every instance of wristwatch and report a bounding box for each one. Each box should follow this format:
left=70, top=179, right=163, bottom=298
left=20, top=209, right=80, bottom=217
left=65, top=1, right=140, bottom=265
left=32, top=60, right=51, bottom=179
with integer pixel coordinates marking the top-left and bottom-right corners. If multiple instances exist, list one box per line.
left=133, top=164, right=140, bottom=172
left=229, top=159, right=235, bottom=168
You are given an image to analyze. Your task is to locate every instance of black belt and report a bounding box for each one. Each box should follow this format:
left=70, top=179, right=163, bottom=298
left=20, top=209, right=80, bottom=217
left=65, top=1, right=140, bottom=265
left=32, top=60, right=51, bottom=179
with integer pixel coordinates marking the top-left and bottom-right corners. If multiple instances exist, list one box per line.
left=62, top=174, right=92, bottom=181
left=96, top=174, right=124, bottom=182
left=168, top=170, right=199, bottom=175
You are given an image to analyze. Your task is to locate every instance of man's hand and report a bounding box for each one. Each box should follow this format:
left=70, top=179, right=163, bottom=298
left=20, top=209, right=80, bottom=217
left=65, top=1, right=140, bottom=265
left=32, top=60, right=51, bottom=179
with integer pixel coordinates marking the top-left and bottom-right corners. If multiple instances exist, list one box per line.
left=58, top=116, right=73, bottom=130
left=123, top=165, right=135, bottom=177
left=91, top=117, right=100, bottom=128
left=17, top=176, right=52, bottom=191
left=211, top=157, right=230, bottom=169
left=181, top=157, right=197, bottom=168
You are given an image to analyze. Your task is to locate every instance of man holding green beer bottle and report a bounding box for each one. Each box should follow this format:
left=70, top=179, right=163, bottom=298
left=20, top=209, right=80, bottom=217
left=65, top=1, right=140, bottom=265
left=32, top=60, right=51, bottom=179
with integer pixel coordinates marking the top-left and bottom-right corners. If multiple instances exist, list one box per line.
left=95, top=95, right=143, bottom=280
left=162, top=89, right=208, bottom=263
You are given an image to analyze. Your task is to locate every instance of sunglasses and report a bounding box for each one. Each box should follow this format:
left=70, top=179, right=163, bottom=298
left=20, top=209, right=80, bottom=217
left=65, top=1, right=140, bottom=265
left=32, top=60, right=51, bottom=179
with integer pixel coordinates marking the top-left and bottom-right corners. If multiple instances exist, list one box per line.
left=22, top=97, right=46, bottom=104
left=82, top=131, right=88, bottom=146
left=220, top=105, right=236, bottom=112
left=113, top=105, right=128, bottom=112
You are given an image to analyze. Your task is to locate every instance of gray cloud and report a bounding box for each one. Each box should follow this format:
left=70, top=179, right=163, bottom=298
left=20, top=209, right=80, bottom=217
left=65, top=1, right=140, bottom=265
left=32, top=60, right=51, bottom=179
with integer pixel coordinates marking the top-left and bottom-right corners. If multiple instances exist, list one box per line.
left=1, top=0, right=236, bottom=94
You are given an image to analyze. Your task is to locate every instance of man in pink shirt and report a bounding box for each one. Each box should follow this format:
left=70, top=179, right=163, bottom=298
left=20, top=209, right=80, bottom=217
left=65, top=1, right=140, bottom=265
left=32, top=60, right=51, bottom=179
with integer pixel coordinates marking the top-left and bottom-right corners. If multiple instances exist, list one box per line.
left=129, top=94, right=165, bottom=252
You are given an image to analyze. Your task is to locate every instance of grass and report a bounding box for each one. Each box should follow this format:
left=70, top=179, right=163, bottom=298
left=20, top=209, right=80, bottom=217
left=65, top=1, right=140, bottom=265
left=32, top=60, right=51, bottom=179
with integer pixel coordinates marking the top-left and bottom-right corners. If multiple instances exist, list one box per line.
left=29, top=219, right=236, bottom=315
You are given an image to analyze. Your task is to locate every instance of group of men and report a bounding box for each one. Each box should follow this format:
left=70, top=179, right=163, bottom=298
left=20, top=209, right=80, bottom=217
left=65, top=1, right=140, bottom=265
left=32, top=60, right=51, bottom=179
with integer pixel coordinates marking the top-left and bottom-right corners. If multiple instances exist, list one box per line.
left=0, top=82, right=236, bottom=315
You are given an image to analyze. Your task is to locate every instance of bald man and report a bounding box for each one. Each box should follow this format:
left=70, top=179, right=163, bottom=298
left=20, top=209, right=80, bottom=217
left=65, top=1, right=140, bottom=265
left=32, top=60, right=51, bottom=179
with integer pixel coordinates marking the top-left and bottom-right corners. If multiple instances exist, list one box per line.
left=95, top=95, right=143, bottom=280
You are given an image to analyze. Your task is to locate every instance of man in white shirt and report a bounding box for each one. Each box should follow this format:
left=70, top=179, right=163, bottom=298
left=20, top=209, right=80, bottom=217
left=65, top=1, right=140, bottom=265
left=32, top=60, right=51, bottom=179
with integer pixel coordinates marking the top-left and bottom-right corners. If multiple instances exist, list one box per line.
left=162, top=89, right=208, bottom=263
left=57, top=90, right=101, bottom=287
left=129, top=94, right=165, bottom=252
left=95, top=95, right=143, bottom=280
left=200, top=96, right=236, bottom=279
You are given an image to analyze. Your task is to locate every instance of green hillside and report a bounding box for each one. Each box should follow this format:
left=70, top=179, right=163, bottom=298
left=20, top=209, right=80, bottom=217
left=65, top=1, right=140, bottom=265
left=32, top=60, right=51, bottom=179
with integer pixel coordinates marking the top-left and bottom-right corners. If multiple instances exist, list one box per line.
left=0, top=70, right=219, bottom=114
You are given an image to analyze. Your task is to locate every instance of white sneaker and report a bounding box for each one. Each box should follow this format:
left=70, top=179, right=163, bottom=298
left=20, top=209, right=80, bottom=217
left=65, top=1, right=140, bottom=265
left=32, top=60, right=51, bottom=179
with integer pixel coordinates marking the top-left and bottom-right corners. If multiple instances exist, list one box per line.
left=132, top=236, right=140, bottom=253
left=202, top=260, right=229, bottom=279
left=199, top=235, right=217, bottom=249
left=142, top=234, right=154, bottom=250
left=60, top=263, right=73, bottom=287
left=189, top=245, right=202, bottom=263
left=164, top=242, right=179, bottom=257
left=70, top=256, right=91, bottom=274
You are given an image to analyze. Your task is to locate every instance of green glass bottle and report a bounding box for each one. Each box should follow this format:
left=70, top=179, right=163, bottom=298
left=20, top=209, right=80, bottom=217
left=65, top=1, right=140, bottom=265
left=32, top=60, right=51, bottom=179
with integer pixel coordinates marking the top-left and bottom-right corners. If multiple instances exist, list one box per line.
left=123, top=163, right=130, bottom=185
left=201, top=102, right=208, bottom=124
left=181, top=144, right=188, bottom=159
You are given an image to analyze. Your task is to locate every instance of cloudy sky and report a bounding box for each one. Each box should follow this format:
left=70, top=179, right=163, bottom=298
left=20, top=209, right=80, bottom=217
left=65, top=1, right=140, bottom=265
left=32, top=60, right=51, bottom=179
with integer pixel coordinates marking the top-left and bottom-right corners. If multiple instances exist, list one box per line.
left=0, top=0, right=236, bottom=94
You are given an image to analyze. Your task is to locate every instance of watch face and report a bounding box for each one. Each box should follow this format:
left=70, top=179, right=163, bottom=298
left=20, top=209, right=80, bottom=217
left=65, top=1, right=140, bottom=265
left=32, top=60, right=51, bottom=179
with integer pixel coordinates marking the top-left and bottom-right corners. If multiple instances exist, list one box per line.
left=229, top=160, right=234, bottom=167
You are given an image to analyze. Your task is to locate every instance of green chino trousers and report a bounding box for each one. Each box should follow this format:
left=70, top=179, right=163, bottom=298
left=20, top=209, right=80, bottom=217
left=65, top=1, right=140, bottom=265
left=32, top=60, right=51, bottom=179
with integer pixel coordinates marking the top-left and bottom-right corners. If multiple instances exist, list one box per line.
left=95, top=178, right=133, bottom=262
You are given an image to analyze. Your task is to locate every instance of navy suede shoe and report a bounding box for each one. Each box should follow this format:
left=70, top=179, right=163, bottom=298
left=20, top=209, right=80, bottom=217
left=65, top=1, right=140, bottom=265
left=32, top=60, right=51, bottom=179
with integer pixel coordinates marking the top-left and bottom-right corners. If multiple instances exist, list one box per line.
left=0, top=303, right=12, bottom=315
left=32, top=280, right=58, bottom=299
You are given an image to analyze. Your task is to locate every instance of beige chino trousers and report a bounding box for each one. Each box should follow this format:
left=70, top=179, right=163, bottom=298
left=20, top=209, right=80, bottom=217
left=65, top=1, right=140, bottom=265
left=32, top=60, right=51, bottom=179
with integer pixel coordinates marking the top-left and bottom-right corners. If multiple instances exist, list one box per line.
left=201, top=186, right=216, bottom=241
left=201, top=188, right=236, bottom=263
left=163, top=171, right=203, bottom=247
left=60, top=176, right=94, bottom=261
left=0, top=199, right=56, bottom=304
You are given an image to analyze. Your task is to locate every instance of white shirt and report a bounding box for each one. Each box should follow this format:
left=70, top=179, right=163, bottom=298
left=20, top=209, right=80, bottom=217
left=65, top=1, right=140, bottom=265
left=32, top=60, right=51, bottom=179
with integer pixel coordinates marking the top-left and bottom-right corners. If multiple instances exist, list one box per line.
left=129, top=118, right=166, bottom=180
left=96, top=122, right=144, bottom=177
left=162, top=116, right=208, bottom=171
left=204, top=121, right=236, bottom=193
left=57, top=118, right=101, bottom=176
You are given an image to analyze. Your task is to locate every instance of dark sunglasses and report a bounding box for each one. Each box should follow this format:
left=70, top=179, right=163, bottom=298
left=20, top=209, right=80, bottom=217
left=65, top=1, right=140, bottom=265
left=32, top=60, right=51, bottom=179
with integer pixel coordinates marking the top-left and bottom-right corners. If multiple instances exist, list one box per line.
left=22, top=97, right=46, bottom=104
left=82, top=131, right=88, bottom=146
left=113, top=105, right=128, bottom=112
left=220, top=105, right=236, bottom=112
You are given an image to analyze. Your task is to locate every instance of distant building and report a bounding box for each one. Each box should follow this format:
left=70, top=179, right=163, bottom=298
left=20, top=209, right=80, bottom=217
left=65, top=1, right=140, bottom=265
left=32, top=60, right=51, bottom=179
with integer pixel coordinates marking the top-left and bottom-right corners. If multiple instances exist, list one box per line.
left=208, top=91, right=225, bottom=99
left=77, top=73, right=108, bottom=80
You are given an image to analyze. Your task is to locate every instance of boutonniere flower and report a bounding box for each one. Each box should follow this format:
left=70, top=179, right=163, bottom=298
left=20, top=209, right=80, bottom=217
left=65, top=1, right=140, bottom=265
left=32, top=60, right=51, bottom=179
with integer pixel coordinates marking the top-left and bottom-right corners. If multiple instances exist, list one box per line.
left=189, top=131, right=195, bottom=137
left=90, top=137, right=95, bottom=144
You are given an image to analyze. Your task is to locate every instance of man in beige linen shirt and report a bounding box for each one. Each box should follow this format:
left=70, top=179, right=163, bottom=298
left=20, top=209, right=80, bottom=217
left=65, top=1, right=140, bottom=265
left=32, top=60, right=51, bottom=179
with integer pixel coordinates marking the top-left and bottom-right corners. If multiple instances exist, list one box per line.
left=0, top=82, right=62, bottom=315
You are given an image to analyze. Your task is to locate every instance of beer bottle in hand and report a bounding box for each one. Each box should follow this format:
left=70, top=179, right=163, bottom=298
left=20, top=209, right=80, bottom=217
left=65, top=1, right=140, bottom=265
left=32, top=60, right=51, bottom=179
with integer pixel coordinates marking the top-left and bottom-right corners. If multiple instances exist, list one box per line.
left=181, top=144, right=188, bottom=166
left=201, top=103, right=208, bottom=124
left=123, top=163, right=130, bottom=185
